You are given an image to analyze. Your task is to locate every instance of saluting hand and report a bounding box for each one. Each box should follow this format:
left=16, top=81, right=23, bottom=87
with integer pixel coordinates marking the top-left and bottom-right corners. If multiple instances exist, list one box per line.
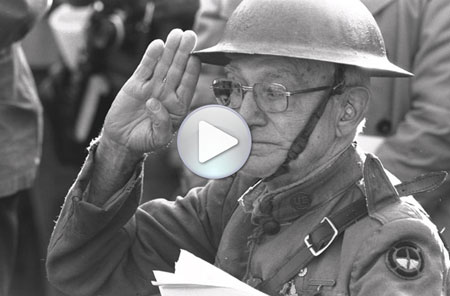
left=102, top=29, right=201, bottom=156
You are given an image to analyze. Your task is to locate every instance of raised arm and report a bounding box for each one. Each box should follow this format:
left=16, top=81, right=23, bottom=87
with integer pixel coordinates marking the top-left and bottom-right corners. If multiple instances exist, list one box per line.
left=89, top=29, right=200, bottom=206
left=46, top=29, right=207, bottom=296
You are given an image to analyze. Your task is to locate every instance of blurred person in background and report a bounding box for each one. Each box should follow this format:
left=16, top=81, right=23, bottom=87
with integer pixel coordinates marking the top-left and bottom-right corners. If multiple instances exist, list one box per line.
left=358, top=0, right=450, bottom=243
left=188, top=0, right=450, bottom=240
left=0, top=0, right=51, bottom=295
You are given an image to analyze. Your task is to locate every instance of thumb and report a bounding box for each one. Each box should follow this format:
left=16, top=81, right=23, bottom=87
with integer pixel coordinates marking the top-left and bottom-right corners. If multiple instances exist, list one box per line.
left=146, top=98, right=173, bottom=149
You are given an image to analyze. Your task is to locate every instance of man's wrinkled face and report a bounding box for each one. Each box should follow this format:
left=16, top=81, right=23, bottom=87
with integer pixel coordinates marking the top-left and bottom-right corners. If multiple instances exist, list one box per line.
left=225, top=55, right=335, bottom=178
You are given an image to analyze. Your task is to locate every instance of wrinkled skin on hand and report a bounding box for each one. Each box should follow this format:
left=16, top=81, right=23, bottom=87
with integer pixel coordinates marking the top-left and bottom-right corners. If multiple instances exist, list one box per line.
left=102, top=29, right=201, bottom=155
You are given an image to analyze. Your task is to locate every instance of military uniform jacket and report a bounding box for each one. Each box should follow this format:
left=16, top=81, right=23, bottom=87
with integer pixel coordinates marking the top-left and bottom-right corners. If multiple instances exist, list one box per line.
left=47, top=146, right=449, bottom=296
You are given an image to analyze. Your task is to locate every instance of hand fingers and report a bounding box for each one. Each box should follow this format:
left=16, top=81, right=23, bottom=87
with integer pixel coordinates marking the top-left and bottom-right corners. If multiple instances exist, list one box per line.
left=146, top=98, right=173, bottom=148
left=160, top=56, right=201, bottom=127
left=175, top=56, right=201, bottom=110
left=164, top=30, right=198, bottom=91
left=133, top=39, right=165, bottom=81
left=150, top=29, right=184, bottom=96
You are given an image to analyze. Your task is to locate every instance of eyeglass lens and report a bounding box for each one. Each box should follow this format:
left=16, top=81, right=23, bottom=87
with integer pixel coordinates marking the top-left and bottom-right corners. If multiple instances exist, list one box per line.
left=212, top=79, right=288, bottom=112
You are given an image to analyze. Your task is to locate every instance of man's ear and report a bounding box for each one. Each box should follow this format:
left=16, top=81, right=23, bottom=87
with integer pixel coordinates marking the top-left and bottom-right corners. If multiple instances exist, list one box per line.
left=336, top=86, right=370, bottom=137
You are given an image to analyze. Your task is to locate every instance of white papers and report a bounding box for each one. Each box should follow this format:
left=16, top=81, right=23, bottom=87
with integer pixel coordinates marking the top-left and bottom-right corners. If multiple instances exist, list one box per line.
left=152, top=250, right=268, bottom=296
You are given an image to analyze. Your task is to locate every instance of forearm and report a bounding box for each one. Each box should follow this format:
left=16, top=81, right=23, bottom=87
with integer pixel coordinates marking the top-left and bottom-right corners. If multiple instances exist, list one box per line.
left=87, top=135, right=145, bottom=207
left=47, top=141, right=146, bottom=295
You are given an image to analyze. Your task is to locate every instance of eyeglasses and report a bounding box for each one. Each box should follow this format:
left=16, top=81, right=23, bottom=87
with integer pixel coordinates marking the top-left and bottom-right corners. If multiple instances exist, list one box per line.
left=211, top=78, right=335, bottom=113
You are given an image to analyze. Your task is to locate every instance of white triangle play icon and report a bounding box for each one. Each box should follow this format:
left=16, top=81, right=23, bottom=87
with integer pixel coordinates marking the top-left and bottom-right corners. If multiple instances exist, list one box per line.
left=198, top=121, right=239, bottom=163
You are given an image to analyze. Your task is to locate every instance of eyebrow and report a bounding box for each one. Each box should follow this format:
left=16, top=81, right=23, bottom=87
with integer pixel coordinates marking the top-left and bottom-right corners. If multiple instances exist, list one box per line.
left=224, top=60, right=304, bottom=85
left=225, top=64, right=286, bottom=79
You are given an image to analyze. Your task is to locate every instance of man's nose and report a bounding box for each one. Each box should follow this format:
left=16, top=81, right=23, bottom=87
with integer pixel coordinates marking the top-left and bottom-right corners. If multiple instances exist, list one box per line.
left=238, top=91, right=266, bottom=126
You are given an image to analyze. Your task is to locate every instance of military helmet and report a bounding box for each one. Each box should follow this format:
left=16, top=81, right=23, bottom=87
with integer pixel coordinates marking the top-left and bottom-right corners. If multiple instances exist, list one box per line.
left=193, top=0, right=412, bottom=77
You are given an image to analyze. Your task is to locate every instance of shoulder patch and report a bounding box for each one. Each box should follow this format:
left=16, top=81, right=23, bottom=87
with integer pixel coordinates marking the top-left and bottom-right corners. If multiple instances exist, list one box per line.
left=385, top=241, right=424, bottom=280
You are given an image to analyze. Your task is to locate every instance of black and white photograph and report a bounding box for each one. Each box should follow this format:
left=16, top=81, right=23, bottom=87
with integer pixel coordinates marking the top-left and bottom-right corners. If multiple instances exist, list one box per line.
left=1, top=0, right=449, bottom=295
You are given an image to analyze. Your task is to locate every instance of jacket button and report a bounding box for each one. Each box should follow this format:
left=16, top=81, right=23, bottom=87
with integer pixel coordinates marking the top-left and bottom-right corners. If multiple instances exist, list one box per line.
left=263, top=220, right=280, bottom=235
left=298, top=267, right=308, bottom=277
left=376, top=119, right=392, bottom=135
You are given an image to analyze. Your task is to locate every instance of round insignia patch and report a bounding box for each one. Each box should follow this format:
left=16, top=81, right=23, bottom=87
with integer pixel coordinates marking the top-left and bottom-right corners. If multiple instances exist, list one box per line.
left=386, top=241, right=424, bottom=280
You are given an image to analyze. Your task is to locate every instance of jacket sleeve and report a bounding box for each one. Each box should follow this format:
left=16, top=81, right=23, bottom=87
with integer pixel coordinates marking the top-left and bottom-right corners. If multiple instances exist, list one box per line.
left=349, top=217, right=449, bottom=296
left=46, top=148, right=245, bottom=296
left=376, top=0, right=450, bottom=203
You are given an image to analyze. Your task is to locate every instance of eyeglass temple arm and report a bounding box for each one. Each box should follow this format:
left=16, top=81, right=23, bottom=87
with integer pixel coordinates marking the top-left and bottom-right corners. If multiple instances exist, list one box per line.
left=287, top=85, right=332, bottom=96
left=287, top=81, right=345, bottom=96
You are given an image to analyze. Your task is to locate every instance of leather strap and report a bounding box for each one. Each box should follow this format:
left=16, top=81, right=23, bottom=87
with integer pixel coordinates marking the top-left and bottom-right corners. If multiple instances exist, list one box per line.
left=394, top=171, right=447, bottom=197
left=257, top=192, right=368, bottom=295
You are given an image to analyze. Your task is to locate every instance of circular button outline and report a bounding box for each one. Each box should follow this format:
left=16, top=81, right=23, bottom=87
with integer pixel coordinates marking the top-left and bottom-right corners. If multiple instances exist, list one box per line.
left=177, top=104, right=252, bottom=179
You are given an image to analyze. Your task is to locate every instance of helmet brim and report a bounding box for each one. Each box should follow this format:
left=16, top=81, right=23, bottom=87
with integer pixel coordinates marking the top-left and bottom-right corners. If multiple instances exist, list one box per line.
left=192, top=47, right=413, bottom=78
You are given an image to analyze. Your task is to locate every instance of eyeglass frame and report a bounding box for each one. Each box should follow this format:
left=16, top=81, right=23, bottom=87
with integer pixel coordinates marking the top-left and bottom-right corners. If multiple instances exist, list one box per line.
left=211, top=78, right=345, bottom=113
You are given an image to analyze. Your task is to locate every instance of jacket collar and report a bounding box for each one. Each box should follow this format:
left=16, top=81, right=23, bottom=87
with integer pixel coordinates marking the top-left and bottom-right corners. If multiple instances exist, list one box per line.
left=239, top=145, right=364, bottom=224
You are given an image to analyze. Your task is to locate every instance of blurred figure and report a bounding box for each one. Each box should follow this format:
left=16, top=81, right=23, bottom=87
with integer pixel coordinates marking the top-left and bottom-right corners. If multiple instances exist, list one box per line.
left=0, top=0, right=51, bottom=295
left=43, top=0, right=154, bottom=164
left=189, top=0, right=450, bottom=238
left=358, top=0, right=450, bottom=243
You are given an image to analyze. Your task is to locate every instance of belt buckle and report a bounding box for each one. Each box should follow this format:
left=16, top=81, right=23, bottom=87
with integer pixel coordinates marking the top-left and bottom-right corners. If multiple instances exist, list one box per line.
left=304, top=217, right=338, bottom=257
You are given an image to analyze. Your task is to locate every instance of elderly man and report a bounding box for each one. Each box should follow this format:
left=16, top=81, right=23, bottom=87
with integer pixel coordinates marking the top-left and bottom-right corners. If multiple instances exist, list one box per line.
left=47, top=0, right=449, bottom=295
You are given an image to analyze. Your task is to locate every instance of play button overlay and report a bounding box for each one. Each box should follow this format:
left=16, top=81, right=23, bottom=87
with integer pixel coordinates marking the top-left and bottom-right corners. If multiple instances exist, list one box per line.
left=198, top=121, right=238, bottom=163
left=177, top=105, right=251, bottom=179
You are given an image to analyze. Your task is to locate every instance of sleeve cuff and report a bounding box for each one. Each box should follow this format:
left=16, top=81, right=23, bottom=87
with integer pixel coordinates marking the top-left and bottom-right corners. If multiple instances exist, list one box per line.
left=56, top=138, right=145, bottom=239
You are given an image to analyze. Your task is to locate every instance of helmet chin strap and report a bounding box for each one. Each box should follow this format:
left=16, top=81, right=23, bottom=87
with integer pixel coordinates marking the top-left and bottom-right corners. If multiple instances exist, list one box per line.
left=262, top=65, right=346, bottom=183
